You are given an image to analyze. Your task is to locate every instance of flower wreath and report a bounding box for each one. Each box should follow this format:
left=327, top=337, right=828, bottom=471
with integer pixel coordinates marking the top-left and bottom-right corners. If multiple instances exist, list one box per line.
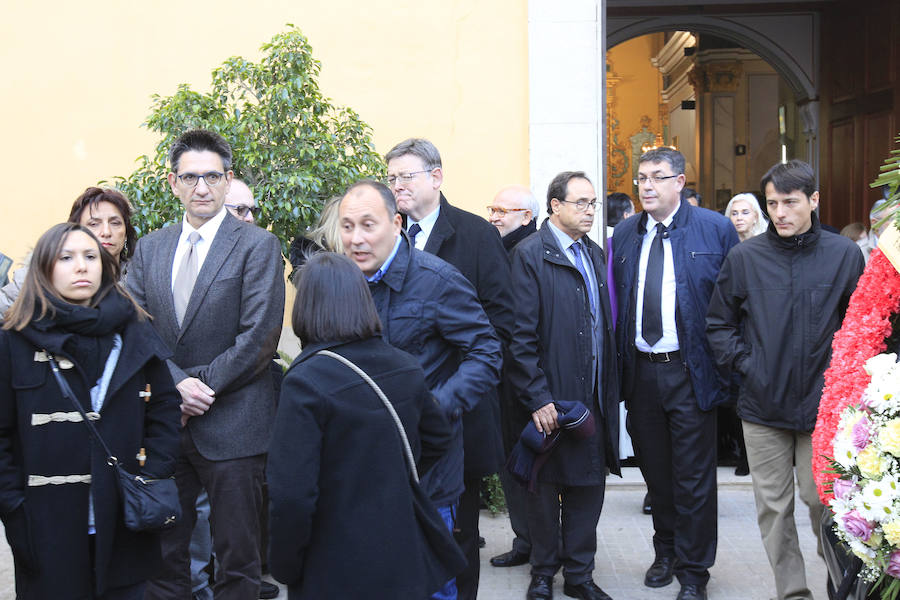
left=813, top=248, right=900, bottom=503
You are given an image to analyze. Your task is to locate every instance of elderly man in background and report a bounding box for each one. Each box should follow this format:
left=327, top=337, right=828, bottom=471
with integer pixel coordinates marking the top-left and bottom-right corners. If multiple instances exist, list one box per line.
left=489, top=184, right=539, bottom=252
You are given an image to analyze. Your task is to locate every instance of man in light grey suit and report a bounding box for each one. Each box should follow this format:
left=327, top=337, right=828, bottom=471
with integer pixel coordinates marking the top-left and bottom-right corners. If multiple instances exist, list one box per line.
left=128, top=129, right=285, bottom=600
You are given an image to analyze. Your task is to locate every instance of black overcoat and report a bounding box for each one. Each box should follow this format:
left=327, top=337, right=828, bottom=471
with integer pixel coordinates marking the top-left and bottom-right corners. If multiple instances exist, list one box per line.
left=507, top=223, right=621, bottom=485
left=413, top=194, right=514, bottom=476
left=0, top=315, right=181, bottom=598
left=267, top=337, right=454, bottom=599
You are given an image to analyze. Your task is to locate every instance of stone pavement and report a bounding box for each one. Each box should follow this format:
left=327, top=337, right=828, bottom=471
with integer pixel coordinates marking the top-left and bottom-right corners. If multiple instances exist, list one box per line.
left=0, top=468, right=829, bottom=599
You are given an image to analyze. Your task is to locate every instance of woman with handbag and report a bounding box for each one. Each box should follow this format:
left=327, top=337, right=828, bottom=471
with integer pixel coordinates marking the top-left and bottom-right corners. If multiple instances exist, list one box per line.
left=268, top=252, right=460, bottom=598
left=0, top=223, right=181, bottom=599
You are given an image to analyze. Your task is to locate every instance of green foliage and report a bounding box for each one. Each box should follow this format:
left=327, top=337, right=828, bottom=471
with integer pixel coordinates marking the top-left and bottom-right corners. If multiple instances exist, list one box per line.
left=482, top=473, right=507, bottom=515
left=870, top=132, right=900, bottom=231
left=106, top=25, right=385, bottom=257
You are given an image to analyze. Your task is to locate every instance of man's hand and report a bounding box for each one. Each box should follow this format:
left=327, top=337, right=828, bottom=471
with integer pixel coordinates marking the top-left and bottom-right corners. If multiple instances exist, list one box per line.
left=176, top=377, right=215, bottom=417
left=532, top=402, right=558, bottom=434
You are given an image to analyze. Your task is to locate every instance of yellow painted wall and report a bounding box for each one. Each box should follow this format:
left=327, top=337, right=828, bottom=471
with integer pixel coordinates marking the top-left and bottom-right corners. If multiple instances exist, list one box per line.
left=606, top=34, right=665, bottom=205
left=0, top=0, right=529, bottom=269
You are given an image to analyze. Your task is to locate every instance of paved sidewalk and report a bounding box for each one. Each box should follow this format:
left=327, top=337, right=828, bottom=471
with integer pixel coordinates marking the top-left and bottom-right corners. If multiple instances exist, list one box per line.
left=0, top=468, right=828, bottom=599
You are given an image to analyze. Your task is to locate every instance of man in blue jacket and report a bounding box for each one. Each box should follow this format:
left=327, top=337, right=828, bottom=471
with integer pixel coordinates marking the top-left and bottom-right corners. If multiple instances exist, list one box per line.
left=613, top=148, right=738, bottom=600
left=339, top=180, right=502, bottom=600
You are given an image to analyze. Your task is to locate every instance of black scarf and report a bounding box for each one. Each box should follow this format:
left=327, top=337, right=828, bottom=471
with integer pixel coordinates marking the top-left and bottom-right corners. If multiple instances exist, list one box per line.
left=25, top=291, right=135, bottom=383
left=502, top=221, right=537, bottom=252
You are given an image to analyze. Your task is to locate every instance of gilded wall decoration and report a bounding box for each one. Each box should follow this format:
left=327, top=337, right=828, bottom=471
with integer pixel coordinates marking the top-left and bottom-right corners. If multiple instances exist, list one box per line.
left=606, top=61, right=630, bottom=192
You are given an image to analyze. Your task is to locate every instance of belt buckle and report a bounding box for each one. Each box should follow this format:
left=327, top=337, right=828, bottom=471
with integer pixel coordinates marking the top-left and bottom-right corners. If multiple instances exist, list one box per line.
left=651, top=351, right=671, bottom=363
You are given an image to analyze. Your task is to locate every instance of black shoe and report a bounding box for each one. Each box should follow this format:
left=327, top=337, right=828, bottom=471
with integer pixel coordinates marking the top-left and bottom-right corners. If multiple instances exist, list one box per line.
left=642, top=492, right=652, bottom=515
left=563, top=580, right=612, bottom=600
left=490, top=548, right=530, bottom=567
left=479, top=535, right=486, bottom=548
left=259, top=581, right=279, bottom=599
left=643, top=555, right=674, bottom=587
left=676, top=583, right=707, bottom=600
left=527, top=574, right=554, bottom=600
left=734, top=464, right=750, bottom=476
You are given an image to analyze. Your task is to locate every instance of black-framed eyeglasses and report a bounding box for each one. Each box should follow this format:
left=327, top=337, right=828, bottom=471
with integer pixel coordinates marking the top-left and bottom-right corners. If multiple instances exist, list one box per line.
left=487, top=206, right=529, bottom=217
left=558, top=199, right=597, bottom=212
left=177, top=171, right=226, bottom=187
left=386, top=170, right=431, bottom=186
left=225, top=204, right=261, bottom=218
left=634, top=175, right=679, bottom=186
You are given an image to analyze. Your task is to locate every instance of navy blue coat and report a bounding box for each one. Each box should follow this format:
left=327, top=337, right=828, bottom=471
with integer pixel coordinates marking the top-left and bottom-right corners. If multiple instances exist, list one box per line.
left=507, top=224, right=621, bottom=485
left=267, top=337, right=453, bottom=598
left=612, top=203, right=739, bottom=410
left=368, top=234, right=502, bottom=505
left=0, top=315, right=180, bottom=599
left=413, top=194, right=514, bottom=476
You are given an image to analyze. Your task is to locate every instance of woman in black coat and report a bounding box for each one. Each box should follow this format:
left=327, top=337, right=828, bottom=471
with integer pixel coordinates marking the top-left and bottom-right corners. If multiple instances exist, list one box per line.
left=0, top=223, right=181, bottom=599
left=267, top=252, right=454, bottom=599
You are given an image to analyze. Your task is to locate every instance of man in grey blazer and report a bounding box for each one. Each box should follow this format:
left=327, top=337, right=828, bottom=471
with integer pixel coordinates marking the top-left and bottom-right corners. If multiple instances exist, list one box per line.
left=128, top=129, right=285, bottom=600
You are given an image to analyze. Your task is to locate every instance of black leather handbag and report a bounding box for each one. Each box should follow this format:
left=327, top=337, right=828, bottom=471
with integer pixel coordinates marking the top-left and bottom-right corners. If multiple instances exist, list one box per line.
left=48, top=354, right=181, bottom=532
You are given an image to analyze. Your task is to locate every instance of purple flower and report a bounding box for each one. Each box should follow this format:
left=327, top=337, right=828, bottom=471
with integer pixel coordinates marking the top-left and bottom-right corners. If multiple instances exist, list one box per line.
left=843, top=510, right=875, bottom=542
left=833, top=479, right=859, bottom=500
left=852, top=418, right=872, bottom=452
left=887, top=551, right=900, bottom=579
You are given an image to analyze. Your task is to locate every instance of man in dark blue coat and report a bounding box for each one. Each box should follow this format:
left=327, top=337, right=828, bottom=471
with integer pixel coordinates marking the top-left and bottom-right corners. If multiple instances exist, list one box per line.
left=385, top=138, right=514, bottom=599
left=339, top=180, right=502, bottom=600
left=507, top=171, right=619, bottom=600
left=612, top=148, right=738, bottom=600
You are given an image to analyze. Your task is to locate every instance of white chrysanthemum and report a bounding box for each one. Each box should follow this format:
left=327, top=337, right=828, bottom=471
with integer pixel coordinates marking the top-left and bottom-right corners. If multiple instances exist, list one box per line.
left=833, top=436, right=858, bottom=470
left=864, top=354, right=900, bottom=413
left=858, top=477, right=900, bottom=522
left=865, top=353, right=899, bottom=379
left=847, top=537, right=877, bottom=564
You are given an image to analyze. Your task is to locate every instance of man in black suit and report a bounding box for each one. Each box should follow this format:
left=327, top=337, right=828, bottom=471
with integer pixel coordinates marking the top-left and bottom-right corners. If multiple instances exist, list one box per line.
left=129, top=130, right=285, bottom=600
left=385, top=138, right=514, bottom=600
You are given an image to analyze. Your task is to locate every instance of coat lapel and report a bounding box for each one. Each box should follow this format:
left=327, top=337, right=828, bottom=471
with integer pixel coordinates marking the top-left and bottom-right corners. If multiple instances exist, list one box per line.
left=156, top=224, right=182, bottom=337
left=423, top=194, right=454, bottom=255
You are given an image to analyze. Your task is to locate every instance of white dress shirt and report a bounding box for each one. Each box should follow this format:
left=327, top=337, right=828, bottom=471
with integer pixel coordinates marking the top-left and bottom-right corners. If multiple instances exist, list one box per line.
left=171, top=207, right=228, bottom=291
left=407, top=205, right=441, bottom=251
left=635, top=203, right=680, bottom=352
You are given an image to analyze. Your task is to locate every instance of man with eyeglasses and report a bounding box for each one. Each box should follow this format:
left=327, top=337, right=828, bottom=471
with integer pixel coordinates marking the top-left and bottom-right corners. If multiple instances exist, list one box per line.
left=612, top=148, right=738, bottom=600
left=225, top=179, right=261, bottom=223
left=507, top=171, right=620, bottom=600
left=129, top=129, right=285, bottom=600
left=385, top=138, right=513, bottom=600
left=488, top=185, right=539, bottom=252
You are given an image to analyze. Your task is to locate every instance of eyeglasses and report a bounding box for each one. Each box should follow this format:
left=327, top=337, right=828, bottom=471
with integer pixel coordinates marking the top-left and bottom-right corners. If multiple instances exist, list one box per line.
left=177, top=171, right=226, bottom=187
left=633, top=175, right=679, bottom=186
left=225, top=204, right=261, bottom=218
left=487, top=206, right=529, bottom=217
left=558, top=199, right=597, bottom=212
left=386, top=170, right=431, bottom=186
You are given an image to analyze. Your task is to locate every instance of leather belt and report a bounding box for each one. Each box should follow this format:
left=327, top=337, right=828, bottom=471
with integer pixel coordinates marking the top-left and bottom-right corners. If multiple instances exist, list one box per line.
left=637, top=349, right=681, bottom=363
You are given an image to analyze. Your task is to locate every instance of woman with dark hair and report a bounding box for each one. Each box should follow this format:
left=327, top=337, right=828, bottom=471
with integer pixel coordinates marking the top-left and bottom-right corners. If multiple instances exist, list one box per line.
left=0, top=223, right=181, bottom=599
left=267, top=252, right=453, bottom=599
left=1, top=187, right=138, bottom=315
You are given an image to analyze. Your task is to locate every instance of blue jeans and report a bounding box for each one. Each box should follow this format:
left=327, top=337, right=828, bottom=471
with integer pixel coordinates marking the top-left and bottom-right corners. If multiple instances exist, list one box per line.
left=431, top=502, right=458, bottom=600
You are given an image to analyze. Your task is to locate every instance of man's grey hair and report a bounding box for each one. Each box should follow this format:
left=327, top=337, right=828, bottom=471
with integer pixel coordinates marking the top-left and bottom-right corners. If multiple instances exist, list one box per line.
left=384, top=138, right=442, bottom=170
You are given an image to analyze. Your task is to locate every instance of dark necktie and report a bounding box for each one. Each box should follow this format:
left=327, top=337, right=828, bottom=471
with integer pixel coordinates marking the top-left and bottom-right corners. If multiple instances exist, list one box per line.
left=571, top=240, right=596, bottom=317
left=407, top=223, right=422, bottom=244
left=642, top=222, right=666, bottom=346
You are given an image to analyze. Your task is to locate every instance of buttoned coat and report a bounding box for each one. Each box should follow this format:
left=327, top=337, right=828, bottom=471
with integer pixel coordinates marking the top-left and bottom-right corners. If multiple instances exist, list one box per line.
left=0, top=315, right=180, bottom=598
left=612, top=203, right=739, bottom=410
left=507, top=223, right=621, bottom=485
left=267, top=337, right=453, bottom=599
left=411, top=194, right=514, bottom=476
left=126, top=212, right=285, bottom=460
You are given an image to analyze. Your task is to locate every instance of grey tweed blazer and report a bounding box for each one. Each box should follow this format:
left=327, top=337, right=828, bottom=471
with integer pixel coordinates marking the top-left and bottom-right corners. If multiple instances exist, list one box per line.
left=127, top=211, right=285, bottom=460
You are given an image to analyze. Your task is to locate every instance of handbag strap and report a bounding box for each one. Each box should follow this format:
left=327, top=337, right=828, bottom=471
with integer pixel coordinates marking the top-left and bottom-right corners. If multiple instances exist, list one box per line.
left=315, top=350, right=420, bottom=483
left=46, top=353, right=119, bottom=465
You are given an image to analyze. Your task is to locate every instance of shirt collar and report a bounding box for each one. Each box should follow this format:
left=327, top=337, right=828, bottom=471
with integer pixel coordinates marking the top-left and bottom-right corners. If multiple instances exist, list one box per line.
left=181, top=206, right=228, bottom=243
left=546, top=219, right=582, bottom=252
left=408, top=204, right=441, bottom=237
left=645, top=201, right=681, bottom=233
left=367, top=234, right=402, bottom=283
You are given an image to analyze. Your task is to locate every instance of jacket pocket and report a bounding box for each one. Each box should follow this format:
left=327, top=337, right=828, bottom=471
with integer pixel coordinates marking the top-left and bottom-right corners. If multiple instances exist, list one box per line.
left=387, top=301, right=430, bottom=354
